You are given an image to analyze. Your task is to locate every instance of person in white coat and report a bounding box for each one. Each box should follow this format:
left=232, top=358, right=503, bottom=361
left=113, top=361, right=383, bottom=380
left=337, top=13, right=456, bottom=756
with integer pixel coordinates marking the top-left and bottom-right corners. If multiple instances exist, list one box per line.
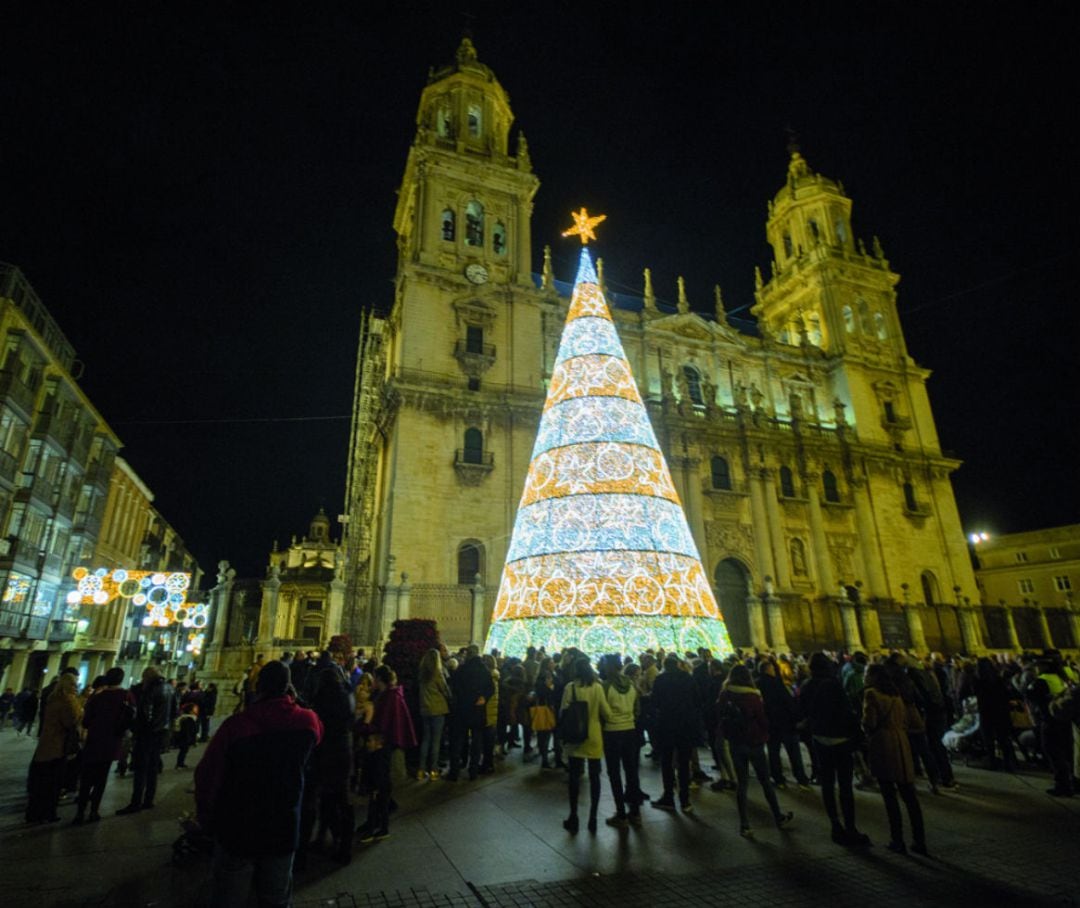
left=560, top=656, right=611, bottom=834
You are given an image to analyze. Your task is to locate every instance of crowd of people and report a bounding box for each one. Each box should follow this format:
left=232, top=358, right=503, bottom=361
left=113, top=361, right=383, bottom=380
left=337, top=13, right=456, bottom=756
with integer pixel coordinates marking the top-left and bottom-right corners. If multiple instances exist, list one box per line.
left=7, top=640, right=1078, bottom=908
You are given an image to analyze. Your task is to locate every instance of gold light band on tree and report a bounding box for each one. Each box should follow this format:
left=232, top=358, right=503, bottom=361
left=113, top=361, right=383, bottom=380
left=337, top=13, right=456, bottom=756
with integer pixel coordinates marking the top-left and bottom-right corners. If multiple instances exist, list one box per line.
left=492, top=551, right=720, bottom=622
left=520, top=442, right=680, bottom=507
left=544, top=353, right=642, bottom=410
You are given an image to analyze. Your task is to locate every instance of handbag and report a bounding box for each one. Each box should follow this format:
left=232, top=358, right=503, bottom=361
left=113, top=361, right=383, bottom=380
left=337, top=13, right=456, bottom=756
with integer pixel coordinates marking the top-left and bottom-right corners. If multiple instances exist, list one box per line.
left=558, top=683, right=590, bottom=744
left=529, top=704, right=556, bottom=732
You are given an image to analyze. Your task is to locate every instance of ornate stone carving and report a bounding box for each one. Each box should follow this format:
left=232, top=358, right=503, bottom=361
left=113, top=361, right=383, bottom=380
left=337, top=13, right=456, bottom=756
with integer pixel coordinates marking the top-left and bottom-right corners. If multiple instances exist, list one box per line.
left=705, top=521, right=755, bottom=559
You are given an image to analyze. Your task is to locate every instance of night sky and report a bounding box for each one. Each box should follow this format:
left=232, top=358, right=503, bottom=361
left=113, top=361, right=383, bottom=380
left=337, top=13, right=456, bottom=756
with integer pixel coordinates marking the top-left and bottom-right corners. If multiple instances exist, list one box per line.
left=1, top=3, right=1075, bottom=581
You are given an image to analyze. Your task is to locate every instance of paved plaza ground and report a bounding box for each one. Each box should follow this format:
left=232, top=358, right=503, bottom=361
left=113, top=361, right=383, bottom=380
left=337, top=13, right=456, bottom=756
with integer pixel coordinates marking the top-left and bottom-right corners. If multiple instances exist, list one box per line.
left=1, top=726, right=1077, bottom=907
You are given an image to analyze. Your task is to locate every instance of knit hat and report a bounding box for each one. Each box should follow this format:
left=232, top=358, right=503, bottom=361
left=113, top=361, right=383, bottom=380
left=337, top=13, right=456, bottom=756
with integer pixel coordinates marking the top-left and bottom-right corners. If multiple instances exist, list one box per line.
left=256, top=660, right=291, bottom=697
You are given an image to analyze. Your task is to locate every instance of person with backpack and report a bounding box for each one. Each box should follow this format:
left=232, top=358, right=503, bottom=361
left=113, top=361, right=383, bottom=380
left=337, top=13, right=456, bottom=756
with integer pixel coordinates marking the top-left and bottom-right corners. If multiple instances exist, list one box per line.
left=74, top=667, right=134, bottom=824
left=717, top=664, right=794, bottom=838
left=559, top=656, right=612, bottom=834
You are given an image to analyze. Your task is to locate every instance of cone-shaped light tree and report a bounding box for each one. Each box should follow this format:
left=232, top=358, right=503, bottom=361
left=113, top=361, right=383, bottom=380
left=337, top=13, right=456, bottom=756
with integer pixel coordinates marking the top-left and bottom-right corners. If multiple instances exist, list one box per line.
left=485, top=211, right=733, bottom=657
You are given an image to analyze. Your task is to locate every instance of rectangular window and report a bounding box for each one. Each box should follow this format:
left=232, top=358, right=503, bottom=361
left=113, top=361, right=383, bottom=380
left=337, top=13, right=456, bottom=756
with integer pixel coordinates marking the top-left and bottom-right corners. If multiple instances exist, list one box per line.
left=466, top=325, right=484, bottom=354
left=304, top=599, right=324, bottom=612
left=1054, top=576, right=1072, bottom=592
left=1014, top=552, right=1028, bottom=563
left=467, top=377, right=480, bottom=392
left=1049, top=547, right=1060, bottom=559
left=883, top=401, right=896, bottom=423
left=1018, top=579, right=1034, bottom=594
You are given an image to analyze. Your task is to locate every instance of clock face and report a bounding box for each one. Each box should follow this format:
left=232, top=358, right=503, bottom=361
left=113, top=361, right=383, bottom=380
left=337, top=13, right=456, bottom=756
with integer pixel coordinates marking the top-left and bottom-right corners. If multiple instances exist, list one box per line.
left=465, top=264, right=489, bottom=285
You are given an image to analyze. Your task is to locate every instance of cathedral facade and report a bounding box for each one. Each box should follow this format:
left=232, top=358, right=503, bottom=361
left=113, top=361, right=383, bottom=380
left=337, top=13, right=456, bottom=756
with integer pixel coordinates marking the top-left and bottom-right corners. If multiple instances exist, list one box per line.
left=342, top=39, right=982, bottom=655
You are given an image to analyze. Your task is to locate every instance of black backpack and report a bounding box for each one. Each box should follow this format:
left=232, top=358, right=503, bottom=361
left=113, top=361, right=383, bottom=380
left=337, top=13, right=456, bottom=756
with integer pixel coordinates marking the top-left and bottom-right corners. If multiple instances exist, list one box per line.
left=559, top=683, right=590, bottom=744
left=718, top=697, right=748, bottom=739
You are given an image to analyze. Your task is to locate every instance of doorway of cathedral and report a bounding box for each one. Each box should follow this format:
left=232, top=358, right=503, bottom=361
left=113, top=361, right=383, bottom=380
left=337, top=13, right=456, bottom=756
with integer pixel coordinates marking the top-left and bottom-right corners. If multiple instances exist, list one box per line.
left=714, top=558, right=751, bottom=649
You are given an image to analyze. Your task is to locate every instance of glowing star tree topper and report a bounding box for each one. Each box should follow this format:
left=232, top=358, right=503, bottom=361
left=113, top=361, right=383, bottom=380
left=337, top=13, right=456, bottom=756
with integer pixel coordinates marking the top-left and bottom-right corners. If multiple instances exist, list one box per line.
left=484, top=212, right=733, bottom=657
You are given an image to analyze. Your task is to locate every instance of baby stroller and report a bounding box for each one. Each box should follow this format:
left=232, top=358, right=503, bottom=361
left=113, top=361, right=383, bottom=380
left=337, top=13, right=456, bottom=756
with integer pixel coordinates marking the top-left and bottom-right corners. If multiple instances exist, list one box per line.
left=172, top=813, right=214, bottom=865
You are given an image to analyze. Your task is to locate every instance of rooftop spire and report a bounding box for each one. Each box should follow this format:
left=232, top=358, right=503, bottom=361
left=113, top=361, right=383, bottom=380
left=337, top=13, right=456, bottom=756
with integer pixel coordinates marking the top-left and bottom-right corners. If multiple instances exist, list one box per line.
left=643, top=267, right=657, bottom=311
left=677, top=276, right=689, bottom=314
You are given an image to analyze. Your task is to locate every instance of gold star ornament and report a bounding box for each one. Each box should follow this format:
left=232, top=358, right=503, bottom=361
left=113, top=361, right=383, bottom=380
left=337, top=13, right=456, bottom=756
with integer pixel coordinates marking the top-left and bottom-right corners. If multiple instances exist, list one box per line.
left=562, top=207, right=607, bottom=245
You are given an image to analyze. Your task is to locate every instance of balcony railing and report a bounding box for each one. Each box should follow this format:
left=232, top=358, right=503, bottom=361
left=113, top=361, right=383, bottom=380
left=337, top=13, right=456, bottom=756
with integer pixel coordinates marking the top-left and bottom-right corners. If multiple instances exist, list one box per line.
left=0, top=262, right=77, bottom=371
left=453, top=449, right=494, bottom=485
left=34, top=405, right=78, bottom=451
left=48, top=620, right=77, bottom=642
left=25, top=616, right=50, bottom=639
left=0, top=609, right=27, bottom=636
left=17, top=472, right=53, bottom=506
left=0, top=449, right=18, bottom=485
left=0, top=369, right=38, bottom=415
left=83, top=460, right=112, bottom=489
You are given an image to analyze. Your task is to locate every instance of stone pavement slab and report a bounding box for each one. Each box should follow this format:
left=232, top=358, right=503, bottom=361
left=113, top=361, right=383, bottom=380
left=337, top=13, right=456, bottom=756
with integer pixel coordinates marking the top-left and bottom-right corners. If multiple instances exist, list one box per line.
left=1, top=727, right=1078, bottom=907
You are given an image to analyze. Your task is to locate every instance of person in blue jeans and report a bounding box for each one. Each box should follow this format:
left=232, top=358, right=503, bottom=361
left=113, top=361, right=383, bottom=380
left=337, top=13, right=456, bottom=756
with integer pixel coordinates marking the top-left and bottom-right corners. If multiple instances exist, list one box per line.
left=418, top=649, right=451, bottom=779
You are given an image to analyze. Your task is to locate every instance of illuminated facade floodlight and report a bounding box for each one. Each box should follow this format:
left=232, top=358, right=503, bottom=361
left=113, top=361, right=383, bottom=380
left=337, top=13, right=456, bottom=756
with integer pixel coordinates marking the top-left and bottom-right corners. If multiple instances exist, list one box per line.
left=484, top=246, right=733, bottom=657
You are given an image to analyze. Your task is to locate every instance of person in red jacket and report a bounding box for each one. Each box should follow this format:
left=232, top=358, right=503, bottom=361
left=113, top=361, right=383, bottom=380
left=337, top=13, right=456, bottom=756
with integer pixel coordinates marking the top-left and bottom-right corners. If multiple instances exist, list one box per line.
left=195, top=660, right=322, bottom=908
left=717, top=664, right=794, bottom=838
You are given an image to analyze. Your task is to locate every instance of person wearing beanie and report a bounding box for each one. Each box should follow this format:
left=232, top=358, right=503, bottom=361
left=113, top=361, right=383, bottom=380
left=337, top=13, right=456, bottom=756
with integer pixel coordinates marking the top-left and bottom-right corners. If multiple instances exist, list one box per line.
left=196, top=659, right=323, bottom=907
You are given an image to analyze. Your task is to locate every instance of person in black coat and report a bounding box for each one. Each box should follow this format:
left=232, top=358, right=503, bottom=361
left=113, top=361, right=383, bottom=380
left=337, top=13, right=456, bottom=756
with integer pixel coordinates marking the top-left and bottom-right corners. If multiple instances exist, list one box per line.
left=447, top=646, right=494, bottom=781
left=650, top=656, right=699, bottom=811
left=757, top=660, right=811, bottom=788
left=797, top=653, right=870, bottom=847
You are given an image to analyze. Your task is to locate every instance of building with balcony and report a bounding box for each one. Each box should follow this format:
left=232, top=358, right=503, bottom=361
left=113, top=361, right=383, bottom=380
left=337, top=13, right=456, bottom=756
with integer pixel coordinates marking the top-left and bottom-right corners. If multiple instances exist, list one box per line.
left=0, top=265, right=202, bottom=692
left=973, top=526, right=1080, bottom=652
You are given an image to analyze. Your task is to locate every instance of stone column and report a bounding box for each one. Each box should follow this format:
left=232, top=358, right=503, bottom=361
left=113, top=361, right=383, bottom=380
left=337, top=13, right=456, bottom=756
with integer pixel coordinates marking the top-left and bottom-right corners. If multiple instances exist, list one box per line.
left=380, top=555, right=400, bottom=642
left=748, top=471, right=776, bottom=583
left=746, top=592, right=768, bottom=650
left=851, top=480, right=887, bottom=597
left=683, top=458, right=708, bottom=560
left=257, top=574, right=281, bottom=650
left=765, top=593, right=788, bottom=652
left=2, top=649, right=31, bottom=691
left=901, top=586, right=928, bottom=653
left=205, top=562, right=236, bottom=652
left=85, top=652, right=103, bottom=682
left=762, top=469, right=791, bottom=589
left=44, top=651, right=63, bottom=682
left=1002, top=606, right=1021, bottom=651
left=1066, top=596, right=1080, bottom=651
left=471, top=574, right=487, bottom=648
left=859, top=601, right=884, bottom=652
left=327, top=578, right=346, bottom=638
left=397, top=573, right=412, bottom=621
left=1037, top=607, right=1055, bottom=649
left=805, top=481, right=834, bottom=593
left=838, top=593, right=864, bottom=650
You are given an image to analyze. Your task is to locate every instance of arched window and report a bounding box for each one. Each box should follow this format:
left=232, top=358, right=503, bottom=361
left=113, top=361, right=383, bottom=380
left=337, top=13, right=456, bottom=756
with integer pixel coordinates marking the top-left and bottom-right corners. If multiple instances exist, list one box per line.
left=790, top=538, right=808, bottom=576
left=710, top=456, right=732, bottom=491
left=467, top=104, right=481, bottom=137
left=779, top=465, right=796, bottom=498
left=457, top=542, right=483, bottom=586
left=783, top=233, right=793, bottom=258
left=441, top=209, right=455, bottom=242
left=465, top=201, right=484, bottom=247
left=808, top=219, right=820, bottom=243
left=463, top=427, right=484, bottom=464
left=492, top=222, right=507, bottom=256
left=921, top=570, right=940, bottom=607
left=436, top=107, right=453, bottom=138
left=835, top=219, right=848, bottom=246
left=874, top=312, right=888, bottom=339
left=823, top=469, right=840, bottom=503
left=857, top=299, right=872, bottom=334
left=683, top=365, right=704, bottom=405
left=842, top=305, right=855, bottom=334
left=903, top=481, right=918, bottom=512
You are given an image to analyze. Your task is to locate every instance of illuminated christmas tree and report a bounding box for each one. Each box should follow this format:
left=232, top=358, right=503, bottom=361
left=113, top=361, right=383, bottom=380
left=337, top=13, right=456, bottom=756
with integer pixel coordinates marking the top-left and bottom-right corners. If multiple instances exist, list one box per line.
left=484, top=210, right=733, bottom=657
